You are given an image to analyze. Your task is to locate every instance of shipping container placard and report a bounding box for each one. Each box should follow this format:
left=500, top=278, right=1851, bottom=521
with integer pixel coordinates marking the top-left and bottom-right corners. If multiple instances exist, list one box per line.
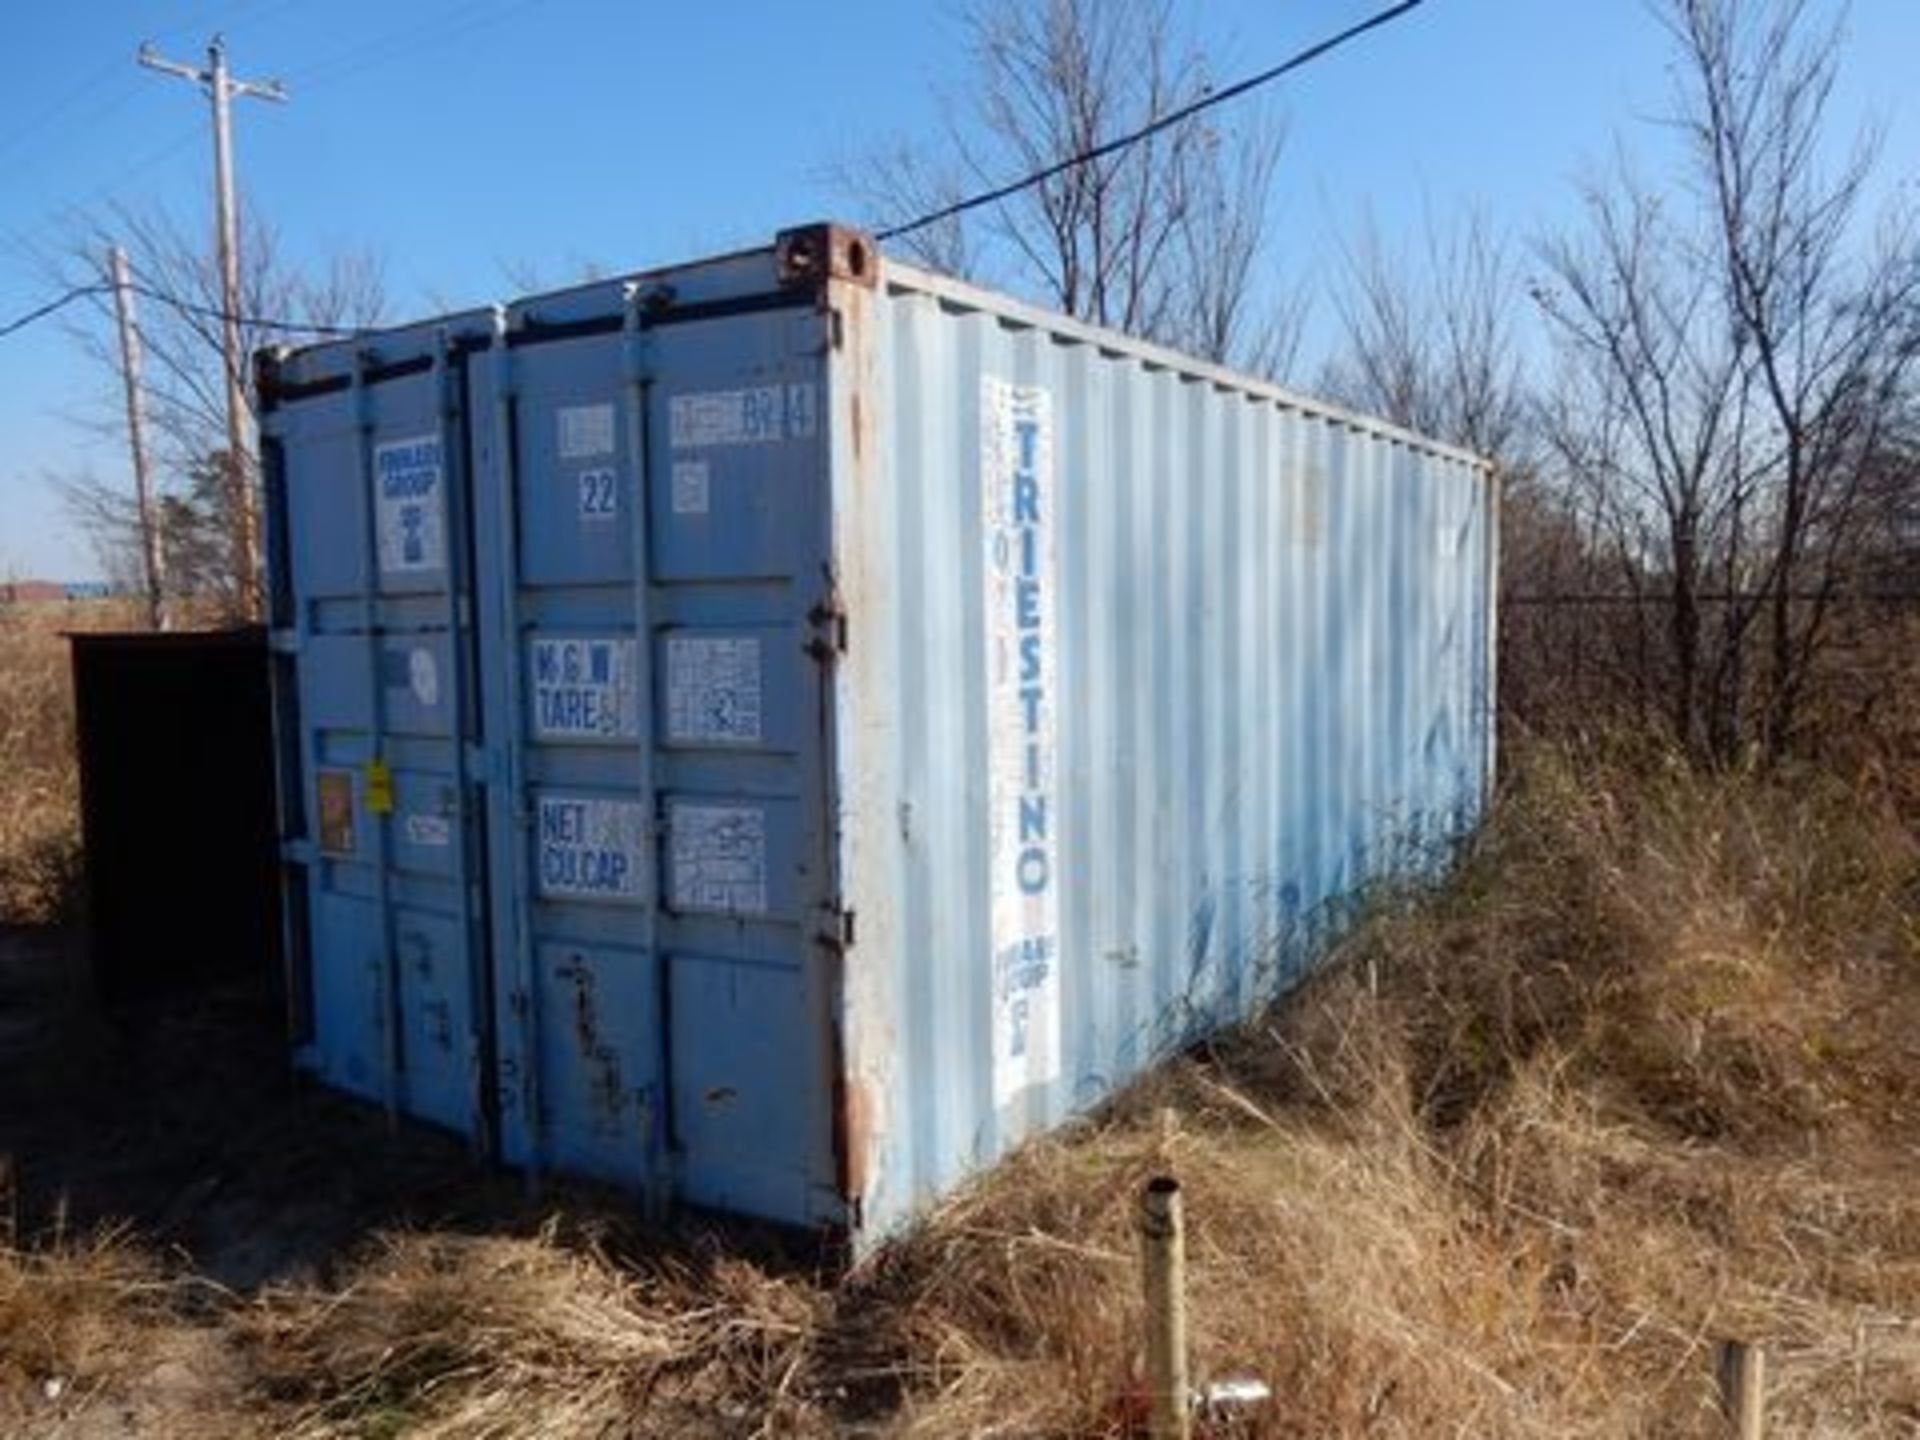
left=404, top=812, right=451, bottom=848
left=557, top=402, right=615, bottom=460
left=665, top=635, right=762, bottom=745
left=316, top=770, right=355, bottom=856
left=670, top=459, right=710, bottom=514
left=529, top=637, right=639, bottom=741
left=668, top=802, right=767, bottom=914
left=667, top=383, right=817, bottom=449
left=536, top=794, right=645, bottom=902
left=372, top=434, right=445, bottom=573
left=981, top=377, right=1061, bottom=1105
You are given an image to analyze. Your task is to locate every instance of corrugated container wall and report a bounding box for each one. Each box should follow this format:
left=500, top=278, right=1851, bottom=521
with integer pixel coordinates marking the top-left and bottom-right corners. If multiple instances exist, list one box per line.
left=259, top=225, right=1495, bottom=1251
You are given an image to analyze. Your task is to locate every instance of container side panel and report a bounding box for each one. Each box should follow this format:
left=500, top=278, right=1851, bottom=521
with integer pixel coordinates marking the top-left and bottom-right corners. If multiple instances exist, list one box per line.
left=836, top=276, right=1495, bottom=1246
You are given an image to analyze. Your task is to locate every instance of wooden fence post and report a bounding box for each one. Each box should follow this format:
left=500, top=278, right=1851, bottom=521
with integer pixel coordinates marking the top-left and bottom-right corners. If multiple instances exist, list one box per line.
left=1140, top=1174, right=1190, bottom=1440
left=1716, top=1338, right=1765, bottom=1439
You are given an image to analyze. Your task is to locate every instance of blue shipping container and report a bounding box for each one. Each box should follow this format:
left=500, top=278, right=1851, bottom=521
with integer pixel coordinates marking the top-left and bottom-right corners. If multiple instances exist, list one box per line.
left=259, top=224, right=1496, bottom=1249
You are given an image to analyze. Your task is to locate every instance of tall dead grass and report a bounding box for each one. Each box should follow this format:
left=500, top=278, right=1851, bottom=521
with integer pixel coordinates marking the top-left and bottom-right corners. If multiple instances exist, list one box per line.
left=0, top=599, right=145, bottom=924
left=0, top=606, right=83, bottom=923
left=230, top=736, right=1920, bottom=1436
left=2, top=733, right=1915, bottom=1435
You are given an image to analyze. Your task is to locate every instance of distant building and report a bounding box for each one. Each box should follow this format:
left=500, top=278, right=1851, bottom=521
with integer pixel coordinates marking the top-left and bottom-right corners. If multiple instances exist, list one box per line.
left=0, top=580, right=65, bottom=605
left=0, top=579, right=119, bottom=605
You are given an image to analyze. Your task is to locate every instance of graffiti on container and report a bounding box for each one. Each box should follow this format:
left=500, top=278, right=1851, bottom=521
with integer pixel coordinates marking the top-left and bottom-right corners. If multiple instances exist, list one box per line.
left=530, top=637, right=639, bottom=740
left=372, top=434, right=444, bottom=572
left=536, top=794, right=645, bottom=901
left=982, top=376, right=1061, bottom=1105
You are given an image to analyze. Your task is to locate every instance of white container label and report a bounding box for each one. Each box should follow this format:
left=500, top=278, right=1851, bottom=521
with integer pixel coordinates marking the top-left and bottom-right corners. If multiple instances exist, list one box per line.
left=666, top=635, right=762, bottom=745
left=558, top=402, right=615, bottom=459
left=981, top=377, right=1061, bottom=1105
left=669, top=386, right=791, bottom=448
left=372, top=434, right=444, bottom=573
left=537, top=794, right=645, bottom=902
left=407, top=646, right=439, bottom=707
left=669, top=803, right=767, bottom=914
left=670, top=459, right=710, bottom=514
left=405, top=812, right=451, bottom=848
left=530, top=636, right=639, bottom=740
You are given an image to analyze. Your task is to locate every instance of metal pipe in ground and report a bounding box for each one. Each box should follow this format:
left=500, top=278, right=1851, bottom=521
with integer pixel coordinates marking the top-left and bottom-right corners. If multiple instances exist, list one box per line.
left=1139, top=1174, right=1190, bottom=1440
left=1717, top=1339, right=1766, bottom=1439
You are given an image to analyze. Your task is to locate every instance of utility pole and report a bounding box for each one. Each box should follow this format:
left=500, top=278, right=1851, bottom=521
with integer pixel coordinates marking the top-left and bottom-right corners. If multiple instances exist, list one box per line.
left=108, top=245, right=167, bottom=631
left=138, top=35, right=284, bottom=622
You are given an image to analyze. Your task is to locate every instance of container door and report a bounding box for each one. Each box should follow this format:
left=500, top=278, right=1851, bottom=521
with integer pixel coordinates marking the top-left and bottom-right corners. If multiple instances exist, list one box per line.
left=472, top=294, right=843, bottom=1227
left=472, top=329, right=664, bottom=1192
left=266, top=344, right=491, bottom=1147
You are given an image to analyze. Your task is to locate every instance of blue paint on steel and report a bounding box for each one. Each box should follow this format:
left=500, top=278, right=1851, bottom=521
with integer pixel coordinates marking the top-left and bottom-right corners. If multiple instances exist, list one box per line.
left=265, top=314, right=495, bottom=1142
left=828, top=265, right=1494, bottom=1245
left=264, top=233, right=1494, bottom=1252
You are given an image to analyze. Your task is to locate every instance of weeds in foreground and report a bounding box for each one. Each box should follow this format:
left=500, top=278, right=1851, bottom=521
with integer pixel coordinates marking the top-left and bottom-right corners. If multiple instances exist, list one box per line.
left=3, top=735, right=1917, bottom=1435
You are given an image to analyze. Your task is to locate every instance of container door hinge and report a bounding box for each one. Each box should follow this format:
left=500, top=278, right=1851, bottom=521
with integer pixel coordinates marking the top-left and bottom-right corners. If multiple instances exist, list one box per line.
left=806, top=578, right=848, bottom=660
left=268, top=626, right=301, bottom=655
left=817, top=905, right=855, bottom=953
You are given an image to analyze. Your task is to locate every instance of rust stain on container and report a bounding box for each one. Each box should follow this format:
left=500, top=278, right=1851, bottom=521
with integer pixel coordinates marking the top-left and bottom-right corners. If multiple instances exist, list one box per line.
left=833, top=1073, right=873, bottom=1203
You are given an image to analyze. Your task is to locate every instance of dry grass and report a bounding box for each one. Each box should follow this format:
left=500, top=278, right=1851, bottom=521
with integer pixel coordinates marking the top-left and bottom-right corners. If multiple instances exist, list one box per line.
left=3, top=733, right=1917, bottom=1436
left=0, top=605, right=84, bottom=923
left=0, top=598, right=145, bottom=924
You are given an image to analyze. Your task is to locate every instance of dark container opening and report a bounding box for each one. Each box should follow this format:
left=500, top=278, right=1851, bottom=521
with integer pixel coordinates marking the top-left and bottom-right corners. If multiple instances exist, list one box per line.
left=70, top=628, right=281, bottom=1009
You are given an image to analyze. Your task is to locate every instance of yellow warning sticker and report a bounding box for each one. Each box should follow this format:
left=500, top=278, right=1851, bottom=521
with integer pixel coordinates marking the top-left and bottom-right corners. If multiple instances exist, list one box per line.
left=364, top=757, right=395, bottom=816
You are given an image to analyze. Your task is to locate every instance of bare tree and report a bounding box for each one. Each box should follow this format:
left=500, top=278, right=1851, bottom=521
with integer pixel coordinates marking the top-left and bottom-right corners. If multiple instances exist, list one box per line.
left=1664, top=0, right=1920, bottom=755
left=1528, top=0, right=1918, bottom=761
left=842, top=0, right=1300, bottom=376
left=42, top=200, right=386, bottom=615
left=1321, top=207, right=1529, bottom=467
left=1533, top=158, right=1759, bottom=756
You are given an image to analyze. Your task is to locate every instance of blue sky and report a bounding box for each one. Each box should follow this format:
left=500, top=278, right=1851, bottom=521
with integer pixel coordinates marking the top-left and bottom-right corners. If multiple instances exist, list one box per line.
left=2, top=0, right=1915, bottom=579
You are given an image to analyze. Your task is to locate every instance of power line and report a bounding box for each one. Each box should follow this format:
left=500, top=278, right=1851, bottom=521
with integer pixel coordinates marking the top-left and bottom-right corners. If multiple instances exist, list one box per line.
left=0, top=283, right=112, bottom=339
left=0, top=277, right=361, bottom=341
left=125, top=278, right=361, bottom=336
left=877, top=0, right=1431, bottom=242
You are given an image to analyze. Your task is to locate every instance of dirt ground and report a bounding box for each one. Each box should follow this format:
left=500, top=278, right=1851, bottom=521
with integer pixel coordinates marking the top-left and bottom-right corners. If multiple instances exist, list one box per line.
left=1, top=925, right=472, bottom=1290
left=0, top=924, right=823, bottom=1437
